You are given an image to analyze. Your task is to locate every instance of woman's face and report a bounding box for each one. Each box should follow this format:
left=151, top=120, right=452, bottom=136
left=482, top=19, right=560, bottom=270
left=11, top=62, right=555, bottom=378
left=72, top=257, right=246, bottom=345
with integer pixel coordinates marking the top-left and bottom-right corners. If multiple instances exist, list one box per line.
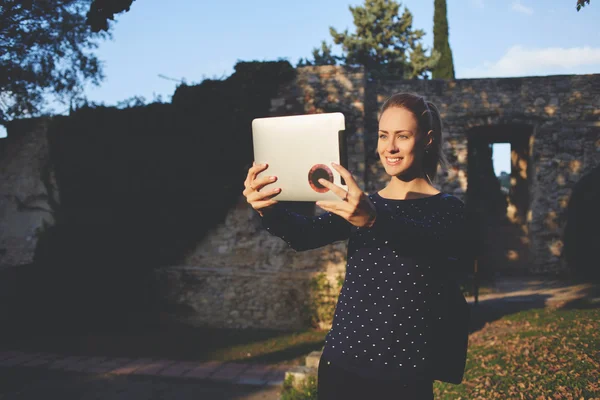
left=377, top=106, right=426, bottom=178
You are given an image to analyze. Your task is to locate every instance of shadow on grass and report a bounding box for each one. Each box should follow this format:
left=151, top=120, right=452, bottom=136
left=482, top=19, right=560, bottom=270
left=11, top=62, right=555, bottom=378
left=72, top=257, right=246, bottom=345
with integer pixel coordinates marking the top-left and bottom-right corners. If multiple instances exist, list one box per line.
left=468, top=293, right=552, bottom=334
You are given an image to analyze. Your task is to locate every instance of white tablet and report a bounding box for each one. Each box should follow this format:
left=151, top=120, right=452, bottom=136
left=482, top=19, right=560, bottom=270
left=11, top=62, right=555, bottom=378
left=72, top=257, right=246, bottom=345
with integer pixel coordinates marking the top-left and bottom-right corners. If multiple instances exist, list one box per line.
left=251, top=112, right=349, bottom=202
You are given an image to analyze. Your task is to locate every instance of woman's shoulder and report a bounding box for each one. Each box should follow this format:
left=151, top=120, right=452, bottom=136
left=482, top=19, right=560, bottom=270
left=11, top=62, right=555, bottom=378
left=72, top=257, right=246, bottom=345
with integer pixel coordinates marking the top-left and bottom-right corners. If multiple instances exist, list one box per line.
left=438, top=193, right=465, bottom=207
left=437, top=193, right=467, bottom=220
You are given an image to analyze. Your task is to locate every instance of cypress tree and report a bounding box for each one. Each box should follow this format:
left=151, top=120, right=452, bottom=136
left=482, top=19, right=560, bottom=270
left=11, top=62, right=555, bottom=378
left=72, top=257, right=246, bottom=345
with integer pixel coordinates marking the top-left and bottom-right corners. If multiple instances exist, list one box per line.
left=432, top=0, right=455, bottom=79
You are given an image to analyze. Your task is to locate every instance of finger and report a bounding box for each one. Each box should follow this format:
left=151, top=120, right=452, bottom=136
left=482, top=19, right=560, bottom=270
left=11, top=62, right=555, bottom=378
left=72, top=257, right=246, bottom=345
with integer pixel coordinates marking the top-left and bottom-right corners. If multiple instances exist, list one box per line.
left=244, top=176, right=277, bottom=197
left=316, top=201, right=348, bottom=219
left=330, top=162, right=360, bottom=192
left=248, top=187, right=281, bottom=203
left=253, top=174, right=278, bottom=191
left=244, top=165, right=254, bottom=188
left=245, top=162, right=269, bottom=189
left=252, top=162, right=268, bottom=180
left=316, top=200, right=350, bottom=214
left=317, top=178, right=347, bottom=200
left=252, top=199, right=279, bottom=211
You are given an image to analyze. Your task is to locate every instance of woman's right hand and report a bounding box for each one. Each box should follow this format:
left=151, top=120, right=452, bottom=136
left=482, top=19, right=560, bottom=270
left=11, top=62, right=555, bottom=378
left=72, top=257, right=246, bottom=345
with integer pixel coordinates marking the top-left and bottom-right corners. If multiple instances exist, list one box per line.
left=243, top=162, right=281, bottom=217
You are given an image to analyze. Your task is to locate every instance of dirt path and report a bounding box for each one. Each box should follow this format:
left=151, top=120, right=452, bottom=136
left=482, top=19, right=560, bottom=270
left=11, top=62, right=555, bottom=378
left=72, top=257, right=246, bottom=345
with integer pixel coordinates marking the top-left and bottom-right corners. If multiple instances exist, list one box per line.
left=465, top=276, right=600, bottom=307
left=463, top=276, right=600, bottom=335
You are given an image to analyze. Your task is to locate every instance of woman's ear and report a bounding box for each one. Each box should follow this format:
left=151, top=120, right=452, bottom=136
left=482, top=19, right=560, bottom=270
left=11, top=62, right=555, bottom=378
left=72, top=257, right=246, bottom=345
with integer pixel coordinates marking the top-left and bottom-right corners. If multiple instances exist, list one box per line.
left=425, top=130, right=434, bottom=149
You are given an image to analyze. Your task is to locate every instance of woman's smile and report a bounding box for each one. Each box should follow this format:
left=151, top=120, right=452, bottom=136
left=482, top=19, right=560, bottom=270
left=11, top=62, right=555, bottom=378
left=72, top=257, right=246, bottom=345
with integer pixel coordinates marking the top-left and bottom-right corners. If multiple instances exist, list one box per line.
left=385, top=157, right=403, bottom=166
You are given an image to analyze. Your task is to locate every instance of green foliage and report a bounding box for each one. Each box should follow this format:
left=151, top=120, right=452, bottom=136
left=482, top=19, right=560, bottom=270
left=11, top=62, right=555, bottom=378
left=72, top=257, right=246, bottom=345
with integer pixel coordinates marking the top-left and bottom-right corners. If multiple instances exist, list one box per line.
left=432, top=0, right=455, bottom=80
left=577, top=0, right=590, bottom=11
left=281, top=374, right=318, bottom=400
left=40, top=59, right=295, bottom=269
left=312, top=41, right=339, bottom=66
left=87, top=0, right=136, bottom=32
left=30, top=60, right=296, bottom=329
left=327, top=0, right=439, bottom=79
left=297, top=41, right=339, bottom=67
left=0, top=0, right=112, bottom=122
left=305, top=273, right=343, bottom=329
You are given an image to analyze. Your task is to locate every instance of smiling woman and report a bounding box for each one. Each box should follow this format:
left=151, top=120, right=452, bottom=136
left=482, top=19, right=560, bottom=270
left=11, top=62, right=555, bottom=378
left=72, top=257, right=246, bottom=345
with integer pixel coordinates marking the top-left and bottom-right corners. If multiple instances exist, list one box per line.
left=243, top=92, right=474, bottom=400
left=376, top=93, right=447, bottom=195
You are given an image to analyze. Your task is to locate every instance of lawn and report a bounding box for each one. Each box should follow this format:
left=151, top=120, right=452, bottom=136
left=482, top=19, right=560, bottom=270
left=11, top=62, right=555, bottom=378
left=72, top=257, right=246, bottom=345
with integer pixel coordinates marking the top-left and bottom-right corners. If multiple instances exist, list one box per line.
left=435, top=307, right=599, bottom=399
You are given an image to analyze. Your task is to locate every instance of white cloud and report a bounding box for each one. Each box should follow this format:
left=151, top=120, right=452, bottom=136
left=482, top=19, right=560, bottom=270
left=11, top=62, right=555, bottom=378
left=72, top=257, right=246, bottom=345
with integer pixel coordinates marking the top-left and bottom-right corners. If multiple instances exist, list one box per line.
left=459, top=45, right=600, bottom=78
left=472, top=0, right=484, bottom=8
left=511, top=1, right=534, bottom=15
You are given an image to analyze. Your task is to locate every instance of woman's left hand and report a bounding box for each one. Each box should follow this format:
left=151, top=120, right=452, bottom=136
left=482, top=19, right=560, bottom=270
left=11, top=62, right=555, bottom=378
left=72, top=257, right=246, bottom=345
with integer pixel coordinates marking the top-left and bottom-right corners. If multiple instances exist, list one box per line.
left=316, top=162, right=377, bottom=228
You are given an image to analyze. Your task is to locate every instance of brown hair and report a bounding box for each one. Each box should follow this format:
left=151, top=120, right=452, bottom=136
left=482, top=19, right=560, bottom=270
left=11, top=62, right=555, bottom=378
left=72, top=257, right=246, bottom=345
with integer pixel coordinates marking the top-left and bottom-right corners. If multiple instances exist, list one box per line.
left=379, top=93, right=448, bottom=183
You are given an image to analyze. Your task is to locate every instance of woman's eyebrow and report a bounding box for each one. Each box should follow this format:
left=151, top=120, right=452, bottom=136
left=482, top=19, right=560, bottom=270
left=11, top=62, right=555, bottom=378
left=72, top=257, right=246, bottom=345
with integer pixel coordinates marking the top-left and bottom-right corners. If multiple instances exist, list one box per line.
left=378, top=129, right=413, bottom=134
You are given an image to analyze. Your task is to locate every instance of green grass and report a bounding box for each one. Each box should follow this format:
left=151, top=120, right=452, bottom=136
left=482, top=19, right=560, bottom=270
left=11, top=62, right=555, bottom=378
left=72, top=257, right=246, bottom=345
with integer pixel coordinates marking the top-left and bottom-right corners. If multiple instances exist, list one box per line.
left=433, top=308, right=600, bottom=399
left=281, top=375, right=318, bottom=400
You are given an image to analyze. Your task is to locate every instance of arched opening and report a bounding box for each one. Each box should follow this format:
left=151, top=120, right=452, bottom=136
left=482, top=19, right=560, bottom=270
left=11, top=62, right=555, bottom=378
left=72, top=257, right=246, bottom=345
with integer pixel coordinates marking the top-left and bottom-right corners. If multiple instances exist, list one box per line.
left=493, top=143, right=511, bottom=196
left=467, top=123, right=533, bottom=278
left=564, top=165, right=600, bottom=282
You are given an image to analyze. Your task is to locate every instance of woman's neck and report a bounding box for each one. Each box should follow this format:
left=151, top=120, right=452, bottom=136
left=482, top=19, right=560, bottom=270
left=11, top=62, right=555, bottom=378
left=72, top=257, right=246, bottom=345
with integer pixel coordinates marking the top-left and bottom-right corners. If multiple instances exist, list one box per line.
left=379, top=175, right=440, bottom=200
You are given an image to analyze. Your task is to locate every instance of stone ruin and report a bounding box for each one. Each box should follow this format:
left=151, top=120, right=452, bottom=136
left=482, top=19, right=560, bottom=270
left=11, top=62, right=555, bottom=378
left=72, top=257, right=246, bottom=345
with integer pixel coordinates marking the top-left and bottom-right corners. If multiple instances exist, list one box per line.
left=1, top=66, right=598, bottom=329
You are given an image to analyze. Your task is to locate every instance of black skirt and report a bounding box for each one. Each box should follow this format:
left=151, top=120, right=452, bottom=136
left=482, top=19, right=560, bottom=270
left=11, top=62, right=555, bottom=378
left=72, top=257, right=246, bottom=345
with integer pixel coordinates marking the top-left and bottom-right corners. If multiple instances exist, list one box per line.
left=317, top=354, right=434, bottom=400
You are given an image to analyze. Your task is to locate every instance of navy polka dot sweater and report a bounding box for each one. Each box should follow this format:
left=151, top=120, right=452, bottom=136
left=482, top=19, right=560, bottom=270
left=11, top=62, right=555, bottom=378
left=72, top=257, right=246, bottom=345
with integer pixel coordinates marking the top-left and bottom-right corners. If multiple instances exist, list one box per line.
left=260, top=191, right=471, bottom=383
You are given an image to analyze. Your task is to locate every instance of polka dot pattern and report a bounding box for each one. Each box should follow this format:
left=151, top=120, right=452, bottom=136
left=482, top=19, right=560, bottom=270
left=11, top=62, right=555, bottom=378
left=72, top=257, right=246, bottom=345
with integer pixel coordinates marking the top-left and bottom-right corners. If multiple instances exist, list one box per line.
left=260, top=191, right=468, bottom=380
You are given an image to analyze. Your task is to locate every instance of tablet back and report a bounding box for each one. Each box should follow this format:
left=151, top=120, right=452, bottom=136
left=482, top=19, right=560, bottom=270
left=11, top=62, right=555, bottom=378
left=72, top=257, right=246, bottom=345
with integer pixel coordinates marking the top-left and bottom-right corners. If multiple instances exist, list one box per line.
left=252, top=112, right=348, bottom=202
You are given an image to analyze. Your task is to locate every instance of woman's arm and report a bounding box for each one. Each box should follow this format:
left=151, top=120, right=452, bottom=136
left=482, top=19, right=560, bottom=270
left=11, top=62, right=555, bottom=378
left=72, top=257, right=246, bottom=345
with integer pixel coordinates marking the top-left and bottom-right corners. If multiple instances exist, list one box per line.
left=259, top=203, right=352, bottom=251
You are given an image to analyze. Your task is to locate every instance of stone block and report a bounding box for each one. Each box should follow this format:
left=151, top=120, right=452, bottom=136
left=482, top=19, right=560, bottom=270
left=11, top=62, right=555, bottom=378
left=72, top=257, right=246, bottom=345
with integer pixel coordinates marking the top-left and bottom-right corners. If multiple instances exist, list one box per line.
left=284, top=366, right=318, bottom=389
left=305, top=351, right=322, bottom=368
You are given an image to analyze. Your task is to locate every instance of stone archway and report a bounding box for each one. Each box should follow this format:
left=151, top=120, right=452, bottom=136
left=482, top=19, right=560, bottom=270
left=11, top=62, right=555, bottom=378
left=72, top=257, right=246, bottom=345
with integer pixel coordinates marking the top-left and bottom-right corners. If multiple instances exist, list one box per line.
left=465, top=123, right=534, bottom=277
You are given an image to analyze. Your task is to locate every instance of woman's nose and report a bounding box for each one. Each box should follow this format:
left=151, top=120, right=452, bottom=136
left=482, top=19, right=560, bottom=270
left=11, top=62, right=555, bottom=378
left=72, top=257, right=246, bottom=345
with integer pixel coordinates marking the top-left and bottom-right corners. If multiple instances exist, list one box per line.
left=386, top=141, right=398, bottom=152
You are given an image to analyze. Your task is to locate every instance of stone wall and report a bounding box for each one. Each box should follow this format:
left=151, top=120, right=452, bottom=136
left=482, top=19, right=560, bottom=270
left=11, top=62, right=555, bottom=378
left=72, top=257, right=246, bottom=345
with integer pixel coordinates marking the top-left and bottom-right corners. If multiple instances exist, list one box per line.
left=371, top=75, right=600, bottom=273
left=269, top=65, right=367, bottom=189
left=1, top=69, right=598, bottom=330
left=154, top=197, right=347, bottom=329
left=159, top=72, right=599, bottom=328
left=0, top=118, right=57, bottom=270
left=155, top=66, right=366, bottom=330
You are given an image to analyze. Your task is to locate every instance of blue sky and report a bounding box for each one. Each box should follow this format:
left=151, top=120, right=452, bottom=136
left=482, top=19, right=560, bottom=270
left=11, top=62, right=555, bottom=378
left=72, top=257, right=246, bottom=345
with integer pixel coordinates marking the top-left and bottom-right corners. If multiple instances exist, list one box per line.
left=65, top=0, right=600, bottom=174
left=83, top=0, right=599, bottom=106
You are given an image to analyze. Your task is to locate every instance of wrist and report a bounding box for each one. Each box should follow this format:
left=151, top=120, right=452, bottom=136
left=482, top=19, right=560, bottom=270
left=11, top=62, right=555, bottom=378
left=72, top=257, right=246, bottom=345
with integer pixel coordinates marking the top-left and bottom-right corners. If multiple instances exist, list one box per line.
left=365, top=212, right=377, bottom=228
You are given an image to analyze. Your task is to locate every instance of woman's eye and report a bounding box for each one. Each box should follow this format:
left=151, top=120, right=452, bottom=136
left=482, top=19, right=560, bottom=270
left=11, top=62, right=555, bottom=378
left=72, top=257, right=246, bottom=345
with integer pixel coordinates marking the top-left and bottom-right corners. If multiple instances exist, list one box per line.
left=379, top=134, right=386, bottom=139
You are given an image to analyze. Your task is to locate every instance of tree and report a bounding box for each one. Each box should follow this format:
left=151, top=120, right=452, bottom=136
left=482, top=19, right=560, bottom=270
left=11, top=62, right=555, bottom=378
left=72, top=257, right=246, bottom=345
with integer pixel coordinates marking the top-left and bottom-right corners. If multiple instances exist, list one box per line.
left=328, top=0, right=439, bottom=79
left=87, top=0, right=136, bottom=32
left=0, top=0, right=135, bottom=122
left=297, top=41, right=339, bottom=67
left=432, top=0, right=455, bottom=79
left=577, top=0, right=590, bottom=11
